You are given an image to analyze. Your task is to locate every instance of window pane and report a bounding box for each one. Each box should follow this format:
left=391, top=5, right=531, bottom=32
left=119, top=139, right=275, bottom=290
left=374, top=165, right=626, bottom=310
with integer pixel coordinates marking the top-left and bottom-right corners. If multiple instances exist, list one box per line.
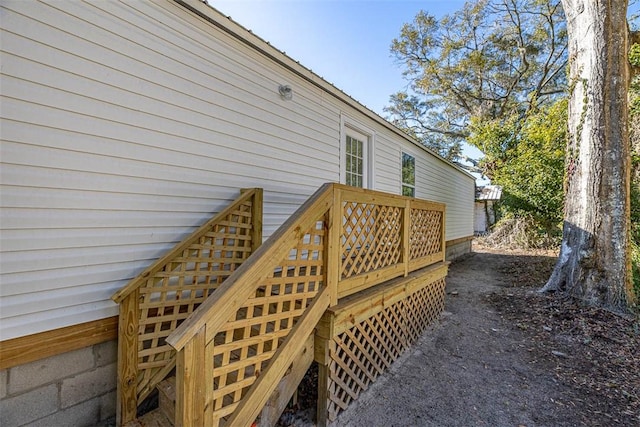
left=402, top=153, right=415, bottom=186
left=401, top=152, right=415, bottom=197
left=402, top=185, right=415, bottom=197
left=356, top=157, right=363, bottom=175
left=345, top=134, right=366, bottom=188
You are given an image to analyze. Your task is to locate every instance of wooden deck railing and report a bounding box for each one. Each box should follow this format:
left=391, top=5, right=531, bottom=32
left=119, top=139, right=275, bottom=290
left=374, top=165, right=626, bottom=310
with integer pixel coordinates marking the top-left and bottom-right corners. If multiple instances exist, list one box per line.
left=111, top=188, right=263, bottom=426
left=334, top=186, right=445, bottom=298
left=165, top=183, right=445, bottom=426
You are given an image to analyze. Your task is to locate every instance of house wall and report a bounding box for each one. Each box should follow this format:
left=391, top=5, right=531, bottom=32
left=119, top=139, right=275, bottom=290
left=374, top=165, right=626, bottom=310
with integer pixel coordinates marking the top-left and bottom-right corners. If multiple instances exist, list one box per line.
left=1, top=0, right=474, bottom=344
left=374, top=135, right=476, bottom=238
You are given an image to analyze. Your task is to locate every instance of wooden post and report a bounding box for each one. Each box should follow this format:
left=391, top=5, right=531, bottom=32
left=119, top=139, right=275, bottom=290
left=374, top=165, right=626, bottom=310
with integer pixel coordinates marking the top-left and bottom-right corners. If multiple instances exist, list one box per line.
left=316, top=360, right=330, bottom=427
left=315, top=332, right=335, bottom=427
left=441, top=207, right=447, bottom=262
left=315, top=309, right=335, bottom=427
left=403, top=199, right=411, bottom=277
left=175, top=326, right=207, bottom=427
left=326, top=187, right=341, bottom=307
left=116, top=289, right=139, bottom=426
left=245, top=188, right=263, bottom=252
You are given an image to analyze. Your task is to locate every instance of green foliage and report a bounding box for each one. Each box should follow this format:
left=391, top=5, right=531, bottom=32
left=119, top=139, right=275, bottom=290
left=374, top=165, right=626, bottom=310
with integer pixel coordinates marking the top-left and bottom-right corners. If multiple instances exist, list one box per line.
left=469, top=99, right=567, bottom=231
left=630, top=43, right=640, bottom=67
left=386, top=0, right=567, bottom=160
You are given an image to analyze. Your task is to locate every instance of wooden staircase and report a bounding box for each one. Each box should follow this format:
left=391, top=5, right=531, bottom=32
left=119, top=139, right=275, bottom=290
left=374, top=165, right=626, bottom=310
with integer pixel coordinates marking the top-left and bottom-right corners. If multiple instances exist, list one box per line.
left=132, top=378, right=174, bottom=427
left=134, top=333, right=314, bottom=427
left=112, top=188, right=263, bottom=426
left=114, top=183, right=449, bottom=426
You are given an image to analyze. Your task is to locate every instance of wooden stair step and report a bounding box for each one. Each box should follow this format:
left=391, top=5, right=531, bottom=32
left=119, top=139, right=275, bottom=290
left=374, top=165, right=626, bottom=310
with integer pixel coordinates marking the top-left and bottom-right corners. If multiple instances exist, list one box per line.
left=132, top=408, right=173, bottom=427
left=130, top=377, right=176, bottom=427
left=156, top=376, right=176, bottom=423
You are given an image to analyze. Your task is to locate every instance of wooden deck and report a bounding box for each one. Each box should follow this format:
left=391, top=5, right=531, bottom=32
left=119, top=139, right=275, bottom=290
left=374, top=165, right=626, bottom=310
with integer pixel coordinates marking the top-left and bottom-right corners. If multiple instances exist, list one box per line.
left=112, top=183, right=448, bottom=426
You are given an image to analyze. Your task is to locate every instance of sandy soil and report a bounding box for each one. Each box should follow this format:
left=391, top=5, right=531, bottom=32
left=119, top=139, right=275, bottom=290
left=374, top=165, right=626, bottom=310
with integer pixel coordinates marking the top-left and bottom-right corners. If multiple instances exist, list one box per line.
left=335, top=248, right=575, bottom=427
left=281, top=246, right=639, bottom=427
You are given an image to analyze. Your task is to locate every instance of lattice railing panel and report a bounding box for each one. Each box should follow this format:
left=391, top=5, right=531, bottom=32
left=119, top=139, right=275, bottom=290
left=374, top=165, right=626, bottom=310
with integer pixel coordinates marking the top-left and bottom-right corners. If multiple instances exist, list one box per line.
left=409, top=208, right=443, bottom=260
left=326, top=275, right=446, bottom=422
left=341, top=202, right=402, bottom=279
left=206, top=219, right=326, bottom=423
left=135, top=199, right=256, bottom=398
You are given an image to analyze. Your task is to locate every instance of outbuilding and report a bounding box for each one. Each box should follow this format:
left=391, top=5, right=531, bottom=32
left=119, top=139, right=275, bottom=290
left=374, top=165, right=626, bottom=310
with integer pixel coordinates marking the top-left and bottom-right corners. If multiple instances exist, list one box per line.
left=474, top=185, right=503, bottom=234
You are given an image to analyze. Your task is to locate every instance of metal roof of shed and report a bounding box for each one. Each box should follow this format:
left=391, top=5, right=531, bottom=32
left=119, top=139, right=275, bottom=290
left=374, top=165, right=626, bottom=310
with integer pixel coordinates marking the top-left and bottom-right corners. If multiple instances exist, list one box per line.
left=476, top=185, right=502, bottom=201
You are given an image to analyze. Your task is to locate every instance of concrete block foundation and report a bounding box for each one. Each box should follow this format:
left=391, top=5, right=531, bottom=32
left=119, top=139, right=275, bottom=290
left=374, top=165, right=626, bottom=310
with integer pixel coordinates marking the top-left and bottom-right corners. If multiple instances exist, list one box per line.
left=0, top=340, right=117, bottom=427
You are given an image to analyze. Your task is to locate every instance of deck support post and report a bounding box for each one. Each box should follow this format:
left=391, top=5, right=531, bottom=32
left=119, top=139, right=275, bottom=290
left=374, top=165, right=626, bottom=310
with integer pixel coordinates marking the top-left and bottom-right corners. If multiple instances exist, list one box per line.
left=316, top=360, right=330, bottom=427
left=117, top=289, right=139, bottom=426
left=175, top=326, right=207, bottom=427
left=314, top=333, right=334, bottom=427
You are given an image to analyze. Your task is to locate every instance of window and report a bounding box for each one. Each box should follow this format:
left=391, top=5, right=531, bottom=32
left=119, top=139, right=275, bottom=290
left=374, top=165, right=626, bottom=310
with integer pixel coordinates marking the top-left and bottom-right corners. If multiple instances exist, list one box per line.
left=341, top=118, right=373, bottom=188
left=402, top=152, right=415, bottom=197
left=345, top=135, right=365, bottom=188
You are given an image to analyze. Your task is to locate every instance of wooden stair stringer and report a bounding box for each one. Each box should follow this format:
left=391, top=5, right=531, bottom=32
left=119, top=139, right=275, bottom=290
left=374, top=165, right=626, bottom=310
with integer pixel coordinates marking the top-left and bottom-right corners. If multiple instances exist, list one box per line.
left=136, top=334, right=315, bottom=427
left=257, top=333, right=315, bottom=427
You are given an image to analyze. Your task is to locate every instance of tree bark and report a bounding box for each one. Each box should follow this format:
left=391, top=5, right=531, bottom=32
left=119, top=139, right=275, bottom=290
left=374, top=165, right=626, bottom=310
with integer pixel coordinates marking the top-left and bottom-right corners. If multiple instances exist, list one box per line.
left=542, top=0, right=635, bottom=311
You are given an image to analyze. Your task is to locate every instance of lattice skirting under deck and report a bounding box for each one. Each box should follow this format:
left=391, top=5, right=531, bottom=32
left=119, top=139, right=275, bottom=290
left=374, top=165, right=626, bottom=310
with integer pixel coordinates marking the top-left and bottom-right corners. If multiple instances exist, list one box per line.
left=323, top=272, right=446, bottom=422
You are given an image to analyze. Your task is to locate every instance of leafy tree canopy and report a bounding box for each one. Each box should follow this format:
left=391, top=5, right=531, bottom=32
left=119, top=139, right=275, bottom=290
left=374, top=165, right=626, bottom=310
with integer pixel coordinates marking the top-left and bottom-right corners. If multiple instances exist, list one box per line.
left=469, top=99, right=566, bottom=228
left=387, top=0, right=568, bottom=160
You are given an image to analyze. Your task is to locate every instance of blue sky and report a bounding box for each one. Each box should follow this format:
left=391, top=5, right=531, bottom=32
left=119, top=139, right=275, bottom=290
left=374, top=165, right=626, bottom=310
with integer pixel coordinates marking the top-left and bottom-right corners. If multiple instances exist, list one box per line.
left=209, top=0, right=485, bottom=162
left=209, top=1, right=640, bottom=175
left=211, top=0, right=466, bottom=116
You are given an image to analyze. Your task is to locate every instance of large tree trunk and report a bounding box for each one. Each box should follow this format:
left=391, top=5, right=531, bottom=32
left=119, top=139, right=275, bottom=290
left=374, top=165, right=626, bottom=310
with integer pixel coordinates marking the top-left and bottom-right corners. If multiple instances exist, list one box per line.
left=542, top=0, right=634, bottom=311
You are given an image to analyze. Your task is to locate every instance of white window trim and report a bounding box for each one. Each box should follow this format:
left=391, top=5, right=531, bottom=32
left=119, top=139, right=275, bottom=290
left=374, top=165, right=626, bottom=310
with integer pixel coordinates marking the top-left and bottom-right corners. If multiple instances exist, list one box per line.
left=340, top=114, right=375, bottom=189
left=401, top=150, right=416, bottom=197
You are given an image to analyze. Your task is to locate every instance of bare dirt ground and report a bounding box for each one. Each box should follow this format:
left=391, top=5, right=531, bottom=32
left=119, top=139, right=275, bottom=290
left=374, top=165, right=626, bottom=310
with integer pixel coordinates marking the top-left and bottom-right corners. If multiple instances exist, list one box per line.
left=281, top=245, right=640, bottom=427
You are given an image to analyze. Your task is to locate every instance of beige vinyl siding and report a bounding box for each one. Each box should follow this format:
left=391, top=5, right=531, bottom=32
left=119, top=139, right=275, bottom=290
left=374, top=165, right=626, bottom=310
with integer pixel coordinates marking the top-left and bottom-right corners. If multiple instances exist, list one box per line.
left=0, top=0, right=473, bottom=341
left=374, top=135, right=475, bottom=240
left=373, top=133, right=402, bottom=194
left=414, top=154, right=475, bottom=240
left=0, top=0, right=338, bottom=340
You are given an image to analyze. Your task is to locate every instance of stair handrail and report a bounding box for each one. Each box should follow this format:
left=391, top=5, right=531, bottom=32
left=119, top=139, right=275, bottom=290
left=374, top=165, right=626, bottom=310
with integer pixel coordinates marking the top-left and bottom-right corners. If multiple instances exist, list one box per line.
left=166, top=183, right=334, bottom=351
